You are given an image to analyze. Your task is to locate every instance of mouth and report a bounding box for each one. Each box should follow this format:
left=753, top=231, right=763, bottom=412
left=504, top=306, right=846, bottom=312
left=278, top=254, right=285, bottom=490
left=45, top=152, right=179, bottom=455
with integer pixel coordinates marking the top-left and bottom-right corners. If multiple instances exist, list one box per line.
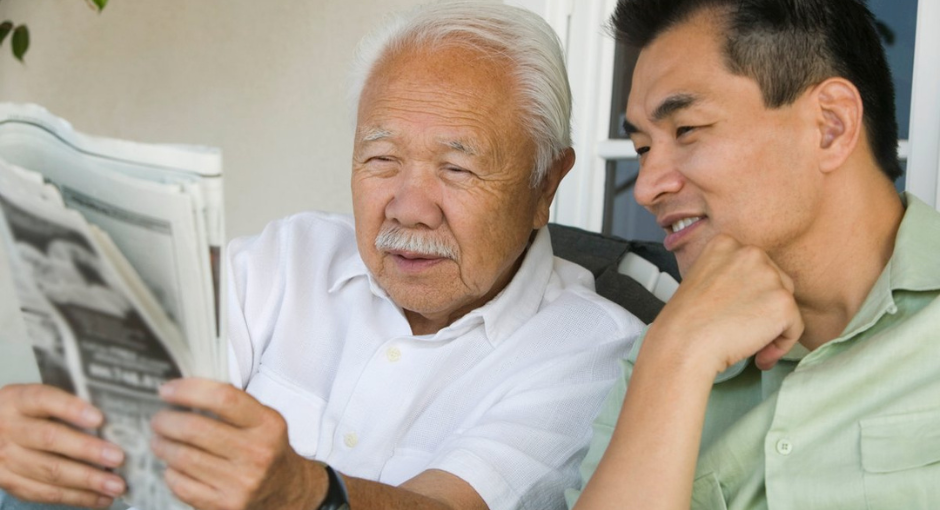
left=660, top=215, right=705, bottom=251
left=669, top=216, right=702, bottom=234
left=386, top=250, right=448, bottom=273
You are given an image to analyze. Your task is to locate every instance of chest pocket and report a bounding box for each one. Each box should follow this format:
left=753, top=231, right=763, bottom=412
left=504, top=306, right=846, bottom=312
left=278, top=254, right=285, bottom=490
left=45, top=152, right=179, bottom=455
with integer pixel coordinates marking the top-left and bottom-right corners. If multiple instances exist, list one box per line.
left=691, top=472, right=728, bottom=510
left=861, top=408, right=940, bottom=510
left=245, top=366, right=328, bottom=458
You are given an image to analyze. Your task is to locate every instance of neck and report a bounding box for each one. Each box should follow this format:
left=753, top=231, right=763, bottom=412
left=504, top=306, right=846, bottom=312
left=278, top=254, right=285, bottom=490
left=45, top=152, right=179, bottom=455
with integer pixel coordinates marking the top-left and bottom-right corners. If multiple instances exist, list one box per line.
left=779, top=168, right=904, bottom=351
left=405, top=311, right=450, bottom=336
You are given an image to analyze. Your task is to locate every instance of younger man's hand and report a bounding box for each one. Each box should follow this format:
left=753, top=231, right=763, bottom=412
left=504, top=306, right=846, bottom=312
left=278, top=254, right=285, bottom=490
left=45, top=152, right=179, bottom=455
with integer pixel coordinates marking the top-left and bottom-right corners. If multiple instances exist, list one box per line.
left=644, top=234, right=805, bottom=376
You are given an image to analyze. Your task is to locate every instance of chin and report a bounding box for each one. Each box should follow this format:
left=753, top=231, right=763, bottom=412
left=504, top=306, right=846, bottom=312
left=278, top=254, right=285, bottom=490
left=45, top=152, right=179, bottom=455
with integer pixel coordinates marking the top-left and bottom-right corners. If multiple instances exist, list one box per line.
left=674, top=250, right=700, bottom=277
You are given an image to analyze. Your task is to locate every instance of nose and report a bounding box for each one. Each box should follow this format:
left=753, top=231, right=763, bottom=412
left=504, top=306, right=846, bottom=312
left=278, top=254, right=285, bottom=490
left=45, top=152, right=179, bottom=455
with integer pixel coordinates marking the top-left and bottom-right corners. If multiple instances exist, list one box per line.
left=633, top=147, right=684, bottom=209
left=385, top=165, right=444, bottom=230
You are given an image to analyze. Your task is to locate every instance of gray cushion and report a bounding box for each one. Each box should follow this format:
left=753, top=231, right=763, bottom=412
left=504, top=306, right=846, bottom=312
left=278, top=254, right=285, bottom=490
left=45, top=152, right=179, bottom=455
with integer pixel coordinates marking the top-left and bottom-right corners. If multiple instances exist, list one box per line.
left=548, top=223, right=679, bottom=324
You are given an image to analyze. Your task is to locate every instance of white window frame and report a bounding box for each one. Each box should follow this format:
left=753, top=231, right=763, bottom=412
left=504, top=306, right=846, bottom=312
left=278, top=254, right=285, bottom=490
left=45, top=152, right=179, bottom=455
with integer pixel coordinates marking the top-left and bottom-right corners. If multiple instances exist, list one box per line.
left=512, top=0, right=940, bottom=231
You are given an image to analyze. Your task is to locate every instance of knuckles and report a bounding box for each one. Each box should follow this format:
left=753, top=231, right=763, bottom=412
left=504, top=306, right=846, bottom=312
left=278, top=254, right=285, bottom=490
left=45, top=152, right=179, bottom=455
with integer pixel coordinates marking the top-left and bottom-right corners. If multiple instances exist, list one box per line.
left=213, top=384, right=243, bottom=410
left=38, top=422, right=61, bottom=450
left=38, top=457, right=64, bottom=484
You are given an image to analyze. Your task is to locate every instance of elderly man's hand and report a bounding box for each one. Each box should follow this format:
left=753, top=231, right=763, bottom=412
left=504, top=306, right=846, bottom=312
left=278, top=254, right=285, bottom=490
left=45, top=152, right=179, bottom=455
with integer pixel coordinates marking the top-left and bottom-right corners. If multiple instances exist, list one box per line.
left=644, top=234, right=805, bottom=375
left=0, top=383, right=126, bottom=508
left=151, top=378, right=324, bottom=510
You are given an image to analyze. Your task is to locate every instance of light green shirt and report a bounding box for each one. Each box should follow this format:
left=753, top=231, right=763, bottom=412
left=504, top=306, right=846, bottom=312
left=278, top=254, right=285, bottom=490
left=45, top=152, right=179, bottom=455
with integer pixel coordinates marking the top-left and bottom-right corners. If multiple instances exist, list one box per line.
left=568, top=193, right=940, bottom=510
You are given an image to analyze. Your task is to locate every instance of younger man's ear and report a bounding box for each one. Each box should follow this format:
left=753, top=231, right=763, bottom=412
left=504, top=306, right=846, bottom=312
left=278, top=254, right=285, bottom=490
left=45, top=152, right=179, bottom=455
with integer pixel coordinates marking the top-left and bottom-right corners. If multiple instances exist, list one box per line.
left=813, top=78, right=863, bottom=173
left=533, top=148, right=576, bottom=229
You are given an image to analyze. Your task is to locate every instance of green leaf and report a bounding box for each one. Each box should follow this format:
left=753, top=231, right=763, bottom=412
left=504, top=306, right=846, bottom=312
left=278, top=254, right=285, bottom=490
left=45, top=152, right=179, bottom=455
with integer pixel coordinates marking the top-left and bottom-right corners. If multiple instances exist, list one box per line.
left=92, top=0, right=109, bottom=11
left=12, top=24, right=28, bottom=62
left=0, top=21, right=12, bottom=46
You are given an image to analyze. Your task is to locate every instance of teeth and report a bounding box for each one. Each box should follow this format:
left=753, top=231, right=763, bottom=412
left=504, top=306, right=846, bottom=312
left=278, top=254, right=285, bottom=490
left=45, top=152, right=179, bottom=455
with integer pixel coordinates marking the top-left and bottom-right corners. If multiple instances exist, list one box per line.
left=671, top=217, right=702, bottom=233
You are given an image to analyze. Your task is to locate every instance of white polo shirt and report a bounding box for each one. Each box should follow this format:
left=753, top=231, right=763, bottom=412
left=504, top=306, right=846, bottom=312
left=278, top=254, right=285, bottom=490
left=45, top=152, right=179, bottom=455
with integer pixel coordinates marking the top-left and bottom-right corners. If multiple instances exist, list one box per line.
left=226, top=211, right=642, bottom=510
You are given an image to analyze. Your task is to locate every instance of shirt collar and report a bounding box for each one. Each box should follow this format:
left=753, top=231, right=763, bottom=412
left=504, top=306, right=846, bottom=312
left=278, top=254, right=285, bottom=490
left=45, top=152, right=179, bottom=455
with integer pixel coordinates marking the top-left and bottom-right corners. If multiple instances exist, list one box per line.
left=446, top=226, right=554, bottom=346
left=327, top=226, right=555, bottom=345
left=838, top=192, right=940, bottom=340
left=327, top=236, right=371, bottom=294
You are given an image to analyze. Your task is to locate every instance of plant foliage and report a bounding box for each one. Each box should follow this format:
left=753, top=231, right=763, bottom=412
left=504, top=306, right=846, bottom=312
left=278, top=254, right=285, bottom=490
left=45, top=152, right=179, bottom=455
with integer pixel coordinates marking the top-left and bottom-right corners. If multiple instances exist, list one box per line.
left=2, top=0, right=108, bottom=62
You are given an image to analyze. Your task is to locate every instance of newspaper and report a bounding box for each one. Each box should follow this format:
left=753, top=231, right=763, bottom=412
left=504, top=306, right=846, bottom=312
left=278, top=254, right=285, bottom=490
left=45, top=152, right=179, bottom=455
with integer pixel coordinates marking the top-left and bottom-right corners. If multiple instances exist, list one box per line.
left=0, top=103, right=225, bottom=510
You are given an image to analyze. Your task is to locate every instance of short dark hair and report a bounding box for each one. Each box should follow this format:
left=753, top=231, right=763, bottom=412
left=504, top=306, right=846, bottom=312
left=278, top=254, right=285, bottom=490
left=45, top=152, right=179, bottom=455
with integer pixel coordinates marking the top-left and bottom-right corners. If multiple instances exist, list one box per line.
left=612, top=0, right=902, bottom=181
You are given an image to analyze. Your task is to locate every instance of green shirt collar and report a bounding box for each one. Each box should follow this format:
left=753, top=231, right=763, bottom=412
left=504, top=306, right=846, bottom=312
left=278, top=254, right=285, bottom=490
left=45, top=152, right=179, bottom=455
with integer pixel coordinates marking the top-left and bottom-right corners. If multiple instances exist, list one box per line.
left=839, top=192, right=940, bottom=340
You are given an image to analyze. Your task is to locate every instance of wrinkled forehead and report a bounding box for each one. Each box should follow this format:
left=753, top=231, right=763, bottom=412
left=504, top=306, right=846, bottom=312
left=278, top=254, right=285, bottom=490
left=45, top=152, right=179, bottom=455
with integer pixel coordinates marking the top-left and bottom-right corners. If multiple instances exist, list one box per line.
left=355, top=43, right=530, bottom=147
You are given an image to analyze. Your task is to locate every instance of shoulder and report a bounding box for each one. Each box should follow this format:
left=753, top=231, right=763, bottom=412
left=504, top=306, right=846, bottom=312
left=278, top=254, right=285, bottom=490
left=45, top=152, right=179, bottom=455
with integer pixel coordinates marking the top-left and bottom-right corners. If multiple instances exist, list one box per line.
left=228, top=211, right=357, bottom=273
left=541, top=255, right=646, bottom=340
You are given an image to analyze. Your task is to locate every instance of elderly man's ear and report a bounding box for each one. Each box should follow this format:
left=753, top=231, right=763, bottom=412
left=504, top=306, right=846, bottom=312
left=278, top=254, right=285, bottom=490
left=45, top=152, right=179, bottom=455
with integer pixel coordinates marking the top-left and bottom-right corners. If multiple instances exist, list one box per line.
left=812, top=77, right=864, bottom=174
left=533, top=148, right=576, bottom=228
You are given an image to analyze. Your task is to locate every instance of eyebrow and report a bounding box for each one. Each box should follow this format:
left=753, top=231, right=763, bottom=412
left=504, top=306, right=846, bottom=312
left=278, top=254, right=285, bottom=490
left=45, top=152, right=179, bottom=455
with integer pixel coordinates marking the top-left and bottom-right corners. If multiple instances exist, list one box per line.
left=441, top=139, right=480, bottom=157
left=623, top=93, right=701, bottom=135
left=360, top=128, right=392, bottom=143
left=358, top=128, right=479, bottom=154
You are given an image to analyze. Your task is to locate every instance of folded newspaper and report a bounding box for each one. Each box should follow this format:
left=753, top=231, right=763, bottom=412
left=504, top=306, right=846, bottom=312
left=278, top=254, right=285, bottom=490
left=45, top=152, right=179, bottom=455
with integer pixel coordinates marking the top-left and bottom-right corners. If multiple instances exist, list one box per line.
left=0, top=103, right=225, bottom=510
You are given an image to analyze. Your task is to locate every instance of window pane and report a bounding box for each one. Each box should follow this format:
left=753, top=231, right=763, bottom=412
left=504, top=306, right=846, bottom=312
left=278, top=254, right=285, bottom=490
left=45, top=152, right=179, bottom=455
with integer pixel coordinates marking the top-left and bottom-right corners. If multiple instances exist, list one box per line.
left=870, top=0, right=919, bottom=140
left=604, top=159, right=664, bottom=243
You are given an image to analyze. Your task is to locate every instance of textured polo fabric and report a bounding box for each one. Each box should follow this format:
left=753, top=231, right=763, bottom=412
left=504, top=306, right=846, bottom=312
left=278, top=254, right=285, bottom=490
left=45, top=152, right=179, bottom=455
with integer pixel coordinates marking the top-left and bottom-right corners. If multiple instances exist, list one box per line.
left=226, top=211, right=643, bottom=510
left=568, top=193, right=940, bottom=510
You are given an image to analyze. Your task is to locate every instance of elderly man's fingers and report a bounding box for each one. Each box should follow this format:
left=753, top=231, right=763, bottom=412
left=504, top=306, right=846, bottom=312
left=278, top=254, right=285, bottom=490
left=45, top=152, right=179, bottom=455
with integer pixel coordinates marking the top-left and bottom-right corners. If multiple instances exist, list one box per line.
left=4, top=445, right=125, bottom=497
left=150, top=434, right=231, bottom=484
left=164, top=466, right=227, bottom=510
left=150, top=409, right=237, bottom=458
left=12, top=417, right=124, bottom=468
left=0, top=468, right=115, bottom=509
left=1, top=384, right=103, bottom=428
left=159, top=378, right=263, bottom=429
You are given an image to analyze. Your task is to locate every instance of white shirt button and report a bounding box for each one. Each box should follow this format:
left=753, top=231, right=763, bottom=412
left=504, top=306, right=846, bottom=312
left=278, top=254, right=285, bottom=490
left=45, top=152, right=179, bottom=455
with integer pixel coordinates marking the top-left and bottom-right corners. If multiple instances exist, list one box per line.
left=344, top=432, right=359, bottom=448
left=887, top=304, right=898, bottom=315
left=386, top=346, right=402, bottom=362
left=776, top=438, right=793, bottom=456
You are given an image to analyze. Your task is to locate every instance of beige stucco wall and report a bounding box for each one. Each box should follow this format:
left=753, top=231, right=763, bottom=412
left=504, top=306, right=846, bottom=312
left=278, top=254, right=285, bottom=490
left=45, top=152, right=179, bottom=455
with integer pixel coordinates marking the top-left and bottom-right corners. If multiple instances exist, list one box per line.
left=0, top=0, right=472, bottom=240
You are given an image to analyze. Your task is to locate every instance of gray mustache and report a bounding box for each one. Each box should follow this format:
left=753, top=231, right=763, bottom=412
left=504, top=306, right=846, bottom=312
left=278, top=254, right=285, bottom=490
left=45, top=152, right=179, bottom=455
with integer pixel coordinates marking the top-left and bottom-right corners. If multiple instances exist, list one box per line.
left=375, top=226, right=459, bottom=260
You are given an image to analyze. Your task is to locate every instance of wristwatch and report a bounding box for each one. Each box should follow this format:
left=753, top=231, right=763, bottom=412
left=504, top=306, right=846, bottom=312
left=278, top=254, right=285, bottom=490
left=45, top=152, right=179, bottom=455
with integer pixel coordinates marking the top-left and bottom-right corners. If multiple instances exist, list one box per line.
left=317, top=463, right=351, bottom=510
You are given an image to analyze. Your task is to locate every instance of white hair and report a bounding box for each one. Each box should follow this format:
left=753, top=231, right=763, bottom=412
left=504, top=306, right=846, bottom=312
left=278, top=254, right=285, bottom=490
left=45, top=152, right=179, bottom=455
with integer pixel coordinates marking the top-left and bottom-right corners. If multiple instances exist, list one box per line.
left=348, top=1, right=572, bottom=187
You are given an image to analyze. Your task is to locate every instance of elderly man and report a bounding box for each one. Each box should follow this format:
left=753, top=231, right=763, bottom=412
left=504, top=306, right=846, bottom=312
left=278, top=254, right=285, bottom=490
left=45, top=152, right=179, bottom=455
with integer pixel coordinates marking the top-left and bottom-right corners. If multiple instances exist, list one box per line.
left=0, top=3, right=642, bottom=510
left=568, top=0, right=940, bottom=509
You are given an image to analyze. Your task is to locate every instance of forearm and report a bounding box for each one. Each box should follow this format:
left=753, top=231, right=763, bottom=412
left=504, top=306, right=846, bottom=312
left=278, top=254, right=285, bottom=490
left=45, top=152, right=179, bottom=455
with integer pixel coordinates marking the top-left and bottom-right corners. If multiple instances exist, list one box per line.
left=574, top=338, right=715, bottom=510
left=308, top=466, right=485, bottom=510
left=344, top=477, right=461, bottom=510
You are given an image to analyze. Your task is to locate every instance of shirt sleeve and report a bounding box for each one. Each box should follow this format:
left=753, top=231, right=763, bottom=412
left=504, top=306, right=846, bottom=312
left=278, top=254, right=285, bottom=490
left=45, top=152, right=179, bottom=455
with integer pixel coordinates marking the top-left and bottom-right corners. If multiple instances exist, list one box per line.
left=428, top=335, right=636, bottom=510
left=563, top=359, right=632, bottom=508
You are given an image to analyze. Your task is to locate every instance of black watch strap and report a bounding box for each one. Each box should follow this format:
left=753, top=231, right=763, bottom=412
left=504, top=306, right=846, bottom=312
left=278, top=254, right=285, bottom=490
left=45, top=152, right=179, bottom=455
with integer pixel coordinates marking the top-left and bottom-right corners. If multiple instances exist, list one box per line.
left=318, top=463, right=350, bottom=510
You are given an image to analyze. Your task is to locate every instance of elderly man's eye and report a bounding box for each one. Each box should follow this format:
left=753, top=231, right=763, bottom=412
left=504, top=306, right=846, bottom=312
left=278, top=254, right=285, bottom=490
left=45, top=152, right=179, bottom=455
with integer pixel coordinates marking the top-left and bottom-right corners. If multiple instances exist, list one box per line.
left=635, top=146, right=650, bottom=156
left=676, top=126, right=695, bottom=137
left=445, top=166, right=471, bottom=175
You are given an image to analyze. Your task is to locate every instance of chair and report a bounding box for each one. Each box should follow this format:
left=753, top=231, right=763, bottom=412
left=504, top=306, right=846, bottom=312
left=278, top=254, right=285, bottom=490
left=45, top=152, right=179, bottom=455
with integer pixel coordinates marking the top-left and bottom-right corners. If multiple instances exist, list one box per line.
left=548, top=223, right=680, bottom=324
